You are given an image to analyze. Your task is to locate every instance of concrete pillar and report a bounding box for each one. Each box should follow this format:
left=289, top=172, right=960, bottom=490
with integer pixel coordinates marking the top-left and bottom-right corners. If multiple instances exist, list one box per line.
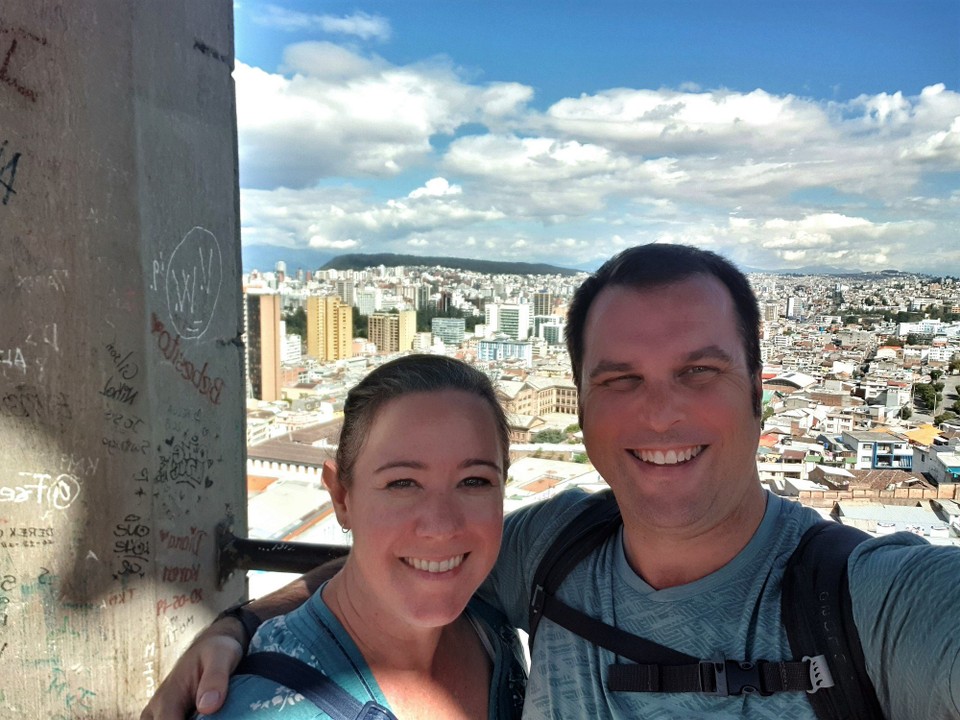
left=0, top=2, right=245, bottom=717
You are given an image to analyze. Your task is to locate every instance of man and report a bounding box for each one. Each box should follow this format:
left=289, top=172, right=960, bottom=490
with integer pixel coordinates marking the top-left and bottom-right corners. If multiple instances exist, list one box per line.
left=143, top=244, right=960, bottom=719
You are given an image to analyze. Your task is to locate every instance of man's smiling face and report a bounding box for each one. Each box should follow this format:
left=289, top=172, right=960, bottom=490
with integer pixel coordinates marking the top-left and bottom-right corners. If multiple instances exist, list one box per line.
left=580, top=275, right=763, bottom=540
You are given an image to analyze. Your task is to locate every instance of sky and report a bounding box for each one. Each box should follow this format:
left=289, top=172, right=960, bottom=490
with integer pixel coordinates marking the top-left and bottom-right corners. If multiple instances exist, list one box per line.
left=233, top=0, right=960, bottom=275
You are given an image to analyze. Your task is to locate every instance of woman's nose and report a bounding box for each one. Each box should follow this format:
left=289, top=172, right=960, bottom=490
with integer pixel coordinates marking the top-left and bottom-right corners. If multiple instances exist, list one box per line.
left=415, top=491, right=464, bottom=538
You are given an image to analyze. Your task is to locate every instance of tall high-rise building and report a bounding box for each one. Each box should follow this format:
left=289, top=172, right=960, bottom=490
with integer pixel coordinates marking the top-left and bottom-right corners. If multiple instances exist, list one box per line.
left=762, top=302, right=780, bottom=324
left=368, top=310, right=417, bottom=353
left=431, top=317, right=466, bottom=347
left=244, top=290, right=282, bottom=401
left=541, top=322, right=564, bottom=346
left=786, top=296, right=804, bottom=320
left=355, top=287, right=382, bottom=316
left=306, top=295, right=353, bottom=362
left=335, top=279, right=355, bottom=306
left=416, top=283, right=433, bottom=310
left=486, top=302, right=530, bottom=341
left=532, top=291, right=554, bottom=317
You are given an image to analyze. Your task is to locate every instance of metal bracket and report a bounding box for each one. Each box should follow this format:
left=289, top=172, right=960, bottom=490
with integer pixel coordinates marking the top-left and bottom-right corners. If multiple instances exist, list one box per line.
left=216, top=521, right=350, bottom=590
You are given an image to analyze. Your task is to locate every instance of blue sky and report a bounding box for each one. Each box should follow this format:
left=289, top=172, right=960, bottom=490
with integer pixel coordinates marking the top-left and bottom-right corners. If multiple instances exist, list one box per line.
left=233, top=1, right=960, bottom=274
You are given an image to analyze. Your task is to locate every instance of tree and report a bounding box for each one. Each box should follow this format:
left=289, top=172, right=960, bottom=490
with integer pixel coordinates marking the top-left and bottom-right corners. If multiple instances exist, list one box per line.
left=930, top=369, right=943, bottom=382
left=762, top=406, right=776, bottom=426
left=914, top=383, right=935, bottom=409
left=899, top=406, right=912, bottom=420
left=532, top=429, right=566, bottom=444
left=282, top=307, right=306, bottom=337
left=564, top=423, right=581, bottom=434
left=934, top=412, right=957, bottom=426
left=354, top=312, right=368, bottom=339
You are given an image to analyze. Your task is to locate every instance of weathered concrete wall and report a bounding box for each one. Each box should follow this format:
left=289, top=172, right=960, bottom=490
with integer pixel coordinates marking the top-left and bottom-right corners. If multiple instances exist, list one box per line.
left=0, top=2, right=246, bottom=717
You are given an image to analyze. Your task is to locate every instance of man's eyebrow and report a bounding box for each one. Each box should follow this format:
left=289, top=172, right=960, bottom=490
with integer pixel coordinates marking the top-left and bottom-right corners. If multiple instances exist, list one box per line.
left=587, top=360, right=634, bottom=381
left=374, top=459, right=502, bottom=473
left=685, top=345, right=734, bottom=363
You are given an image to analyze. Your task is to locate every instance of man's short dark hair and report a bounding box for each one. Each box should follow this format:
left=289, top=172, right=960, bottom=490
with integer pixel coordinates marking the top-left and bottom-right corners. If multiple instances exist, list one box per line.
left=566, top=243, right=762, bottom=415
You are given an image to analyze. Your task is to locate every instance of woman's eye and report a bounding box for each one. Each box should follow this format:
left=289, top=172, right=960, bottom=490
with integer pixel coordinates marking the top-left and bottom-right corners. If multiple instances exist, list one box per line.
left=386, top=479, right=417, bottom=489
left=461, top=476, right=494, bottom=488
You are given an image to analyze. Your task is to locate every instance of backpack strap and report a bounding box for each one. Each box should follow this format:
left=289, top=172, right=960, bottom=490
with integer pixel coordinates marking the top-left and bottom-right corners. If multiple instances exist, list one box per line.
left=526, top=492, right=836, bottom=698
left=236, top=652, right=398, bottom=720
left=782, top=521, right=884, bottom=720
left=528, top=489, right=622, bottom=646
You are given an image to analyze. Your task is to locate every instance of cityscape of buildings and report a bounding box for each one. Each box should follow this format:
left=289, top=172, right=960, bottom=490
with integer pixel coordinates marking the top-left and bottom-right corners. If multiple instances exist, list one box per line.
left=238, top=258, right=960, bottom=591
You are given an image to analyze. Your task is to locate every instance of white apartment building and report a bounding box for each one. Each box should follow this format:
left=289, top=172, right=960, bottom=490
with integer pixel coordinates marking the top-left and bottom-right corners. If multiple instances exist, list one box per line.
left=485, top=302, right=531, bottom=340
left=913, top=448, right=960, bottom=485
left=841, top=430, right=913, bottom=471
left=355, top=287, right=383, bottom=316
left=478, top=337, right=533, bottom=365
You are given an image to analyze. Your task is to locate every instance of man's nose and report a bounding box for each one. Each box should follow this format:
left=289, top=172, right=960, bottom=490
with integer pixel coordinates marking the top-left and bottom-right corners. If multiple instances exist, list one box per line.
left=635, top=382, right=684, bottom=433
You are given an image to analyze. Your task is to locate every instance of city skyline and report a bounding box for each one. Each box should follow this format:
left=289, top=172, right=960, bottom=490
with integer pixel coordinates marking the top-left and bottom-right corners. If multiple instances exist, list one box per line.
left=234, top=1, right=960, bottom=275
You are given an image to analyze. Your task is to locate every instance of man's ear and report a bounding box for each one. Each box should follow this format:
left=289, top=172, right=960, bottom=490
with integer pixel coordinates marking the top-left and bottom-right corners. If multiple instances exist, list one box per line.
left=323, top=460, right=350, bottom=530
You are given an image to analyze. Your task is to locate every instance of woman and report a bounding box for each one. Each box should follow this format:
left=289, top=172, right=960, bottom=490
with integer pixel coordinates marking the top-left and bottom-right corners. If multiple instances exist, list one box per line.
left=199, top=355, right=526, bottom=719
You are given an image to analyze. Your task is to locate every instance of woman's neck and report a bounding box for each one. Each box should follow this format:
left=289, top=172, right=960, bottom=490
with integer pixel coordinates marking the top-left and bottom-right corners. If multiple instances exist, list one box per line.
left=322, top=562, right=446, bottom=671
left=322, top=564, right=492, bottom=719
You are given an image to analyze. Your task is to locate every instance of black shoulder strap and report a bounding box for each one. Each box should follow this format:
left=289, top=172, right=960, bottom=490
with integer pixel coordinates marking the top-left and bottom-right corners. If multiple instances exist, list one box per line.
left=782, top=521, right=884, bottom=720
left=526, top=492, right=809, bottom=695
left=528, top=489, right=622, bottom=648
left=527, top=496, right=874, bottom=704
left=236, top=652, right=398, bottom=720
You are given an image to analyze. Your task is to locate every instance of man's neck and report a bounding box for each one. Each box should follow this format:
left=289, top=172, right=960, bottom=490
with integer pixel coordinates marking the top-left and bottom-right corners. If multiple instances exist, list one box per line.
left=621, top=487, right=768, bottom=590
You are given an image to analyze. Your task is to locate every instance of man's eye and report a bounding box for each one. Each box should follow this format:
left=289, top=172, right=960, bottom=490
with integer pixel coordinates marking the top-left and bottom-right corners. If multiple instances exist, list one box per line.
left=683, top=366, right=720, bottom=380
left=601, top=375, right=642, bottom=390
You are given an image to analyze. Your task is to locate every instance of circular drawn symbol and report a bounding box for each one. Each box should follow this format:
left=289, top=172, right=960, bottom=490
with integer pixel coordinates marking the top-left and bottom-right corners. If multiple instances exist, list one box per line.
left=165, top=227, right=223, bottom=339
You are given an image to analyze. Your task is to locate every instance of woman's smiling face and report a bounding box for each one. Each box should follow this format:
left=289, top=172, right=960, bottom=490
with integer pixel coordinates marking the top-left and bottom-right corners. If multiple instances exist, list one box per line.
left=326, top=389, right=505, bottom=629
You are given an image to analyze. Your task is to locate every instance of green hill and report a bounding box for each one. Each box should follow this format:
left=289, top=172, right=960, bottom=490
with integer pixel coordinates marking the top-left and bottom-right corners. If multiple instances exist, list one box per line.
left=321, top=253, right=582, bottom=276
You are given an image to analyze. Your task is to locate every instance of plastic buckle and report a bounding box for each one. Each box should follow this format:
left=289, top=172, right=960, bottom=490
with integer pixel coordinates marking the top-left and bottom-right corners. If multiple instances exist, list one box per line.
left=358, top=700, right=398, bottom=719
left=530, top=584, right=545, bottom=616
left=702, top=660, right=768, bottom=696
left=803, top=655, right=835, bottom=694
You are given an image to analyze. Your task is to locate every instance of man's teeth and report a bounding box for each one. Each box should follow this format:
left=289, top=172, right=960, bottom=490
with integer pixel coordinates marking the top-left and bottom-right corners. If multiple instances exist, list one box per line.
left=632, top=446, right=704, bottom=465
left=405, top=555, right=465, bottom=573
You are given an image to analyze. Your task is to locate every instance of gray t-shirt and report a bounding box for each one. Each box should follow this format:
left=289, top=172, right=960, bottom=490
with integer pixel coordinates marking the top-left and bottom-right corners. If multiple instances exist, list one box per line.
left=480, top=488, right=960, bottom=719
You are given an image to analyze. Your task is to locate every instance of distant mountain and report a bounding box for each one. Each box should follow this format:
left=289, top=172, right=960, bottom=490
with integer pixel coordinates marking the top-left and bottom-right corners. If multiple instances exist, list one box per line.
left=244, top=246, right=935, bottom=280
left=740, top=264, right=865, bottom=276
left=243, top=246, right=583, bottom=276
left=242, top=244, right=336, bottom=274
left=321, top=253, right=583, bottom=277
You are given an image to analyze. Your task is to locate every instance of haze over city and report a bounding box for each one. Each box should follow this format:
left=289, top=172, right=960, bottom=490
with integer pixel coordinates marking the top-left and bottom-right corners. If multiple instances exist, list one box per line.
left=233, top=1, right=960, bottom=276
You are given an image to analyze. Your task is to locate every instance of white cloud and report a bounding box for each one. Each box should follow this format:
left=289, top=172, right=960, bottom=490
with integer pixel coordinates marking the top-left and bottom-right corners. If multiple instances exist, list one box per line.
left=234, top=47, right=531, bottom=188
left=409, top=177, right=462, bottom=198
left=309, top=236, right=359, bottom=250
left=254, top=6, right=391, bottom=41
left=235, top=37, right=960, bottom=273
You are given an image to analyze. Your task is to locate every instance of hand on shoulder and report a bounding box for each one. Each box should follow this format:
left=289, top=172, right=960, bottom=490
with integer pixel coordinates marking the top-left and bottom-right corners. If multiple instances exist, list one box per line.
left=140, top=622, right=244, bottom=719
